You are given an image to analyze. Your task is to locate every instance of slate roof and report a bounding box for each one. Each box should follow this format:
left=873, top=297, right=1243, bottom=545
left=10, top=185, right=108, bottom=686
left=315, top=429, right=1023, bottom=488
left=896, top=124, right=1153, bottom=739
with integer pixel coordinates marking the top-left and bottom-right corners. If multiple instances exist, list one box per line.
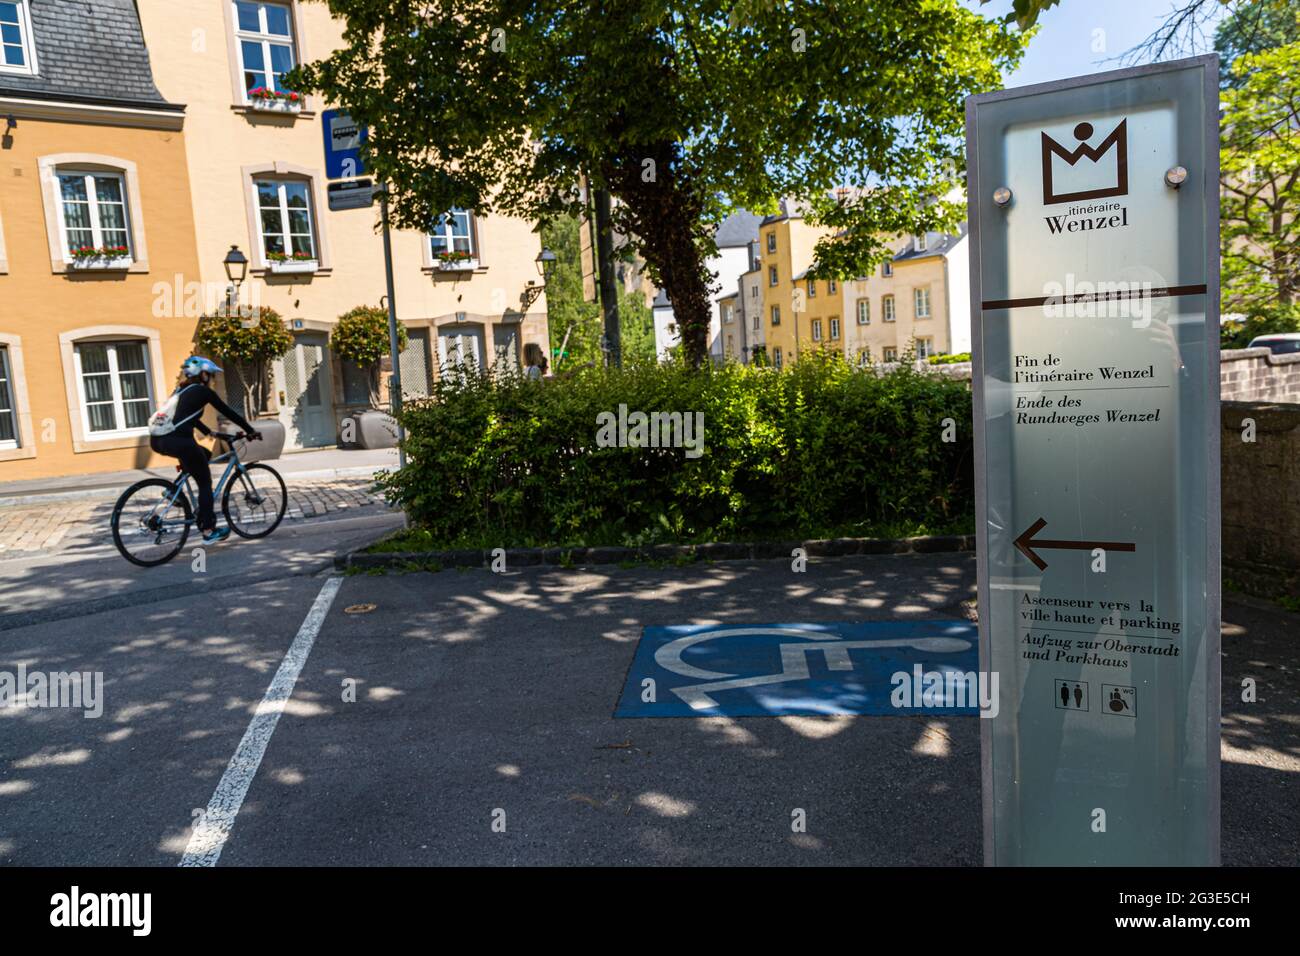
left=714, top=209, right=762, bottom=249
left=0, top=1, right=177, bottom=111
left=892, top=223, right=968, bottom=263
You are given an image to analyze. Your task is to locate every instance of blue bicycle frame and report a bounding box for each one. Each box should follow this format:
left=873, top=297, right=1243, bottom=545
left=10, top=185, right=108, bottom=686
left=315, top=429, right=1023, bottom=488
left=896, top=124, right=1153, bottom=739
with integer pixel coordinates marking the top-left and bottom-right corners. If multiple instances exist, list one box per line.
left=157, top=436, right=256, bottom=527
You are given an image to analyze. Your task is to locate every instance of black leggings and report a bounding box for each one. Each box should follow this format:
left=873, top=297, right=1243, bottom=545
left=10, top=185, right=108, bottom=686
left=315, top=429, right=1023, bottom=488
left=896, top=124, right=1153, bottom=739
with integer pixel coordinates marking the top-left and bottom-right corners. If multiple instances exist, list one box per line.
left=151, top=433, right=216, bottom=531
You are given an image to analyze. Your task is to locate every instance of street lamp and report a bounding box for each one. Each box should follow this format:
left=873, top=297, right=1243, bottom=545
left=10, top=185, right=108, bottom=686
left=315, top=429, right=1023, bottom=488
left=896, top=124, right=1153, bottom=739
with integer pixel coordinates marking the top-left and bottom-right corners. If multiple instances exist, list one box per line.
left=535, top=247, right=557, bottom=282
left=223, top=244, right=248, bottom=316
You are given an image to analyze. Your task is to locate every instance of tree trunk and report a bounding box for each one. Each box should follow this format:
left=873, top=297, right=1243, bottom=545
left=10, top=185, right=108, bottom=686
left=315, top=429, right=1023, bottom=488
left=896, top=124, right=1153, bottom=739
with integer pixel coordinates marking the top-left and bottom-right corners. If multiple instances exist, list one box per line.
left=604, top=145, right=713, bottom=368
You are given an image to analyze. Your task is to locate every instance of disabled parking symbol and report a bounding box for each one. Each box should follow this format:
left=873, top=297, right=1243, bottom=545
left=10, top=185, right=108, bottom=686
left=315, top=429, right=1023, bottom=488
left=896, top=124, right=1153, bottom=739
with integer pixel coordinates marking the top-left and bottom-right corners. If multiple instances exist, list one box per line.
left=615, top=620, right=979, bottom=717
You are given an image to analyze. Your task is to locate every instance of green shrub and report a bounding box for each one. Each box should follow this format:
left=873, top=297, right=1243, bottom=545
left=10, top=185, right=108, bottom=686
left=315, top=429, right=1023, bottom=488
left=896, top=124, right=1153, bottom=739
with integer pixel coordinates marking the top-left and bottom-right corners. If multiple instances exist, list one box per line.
left=331, top=305, right=408, bottom=407
left=195, top=307, right=292, bottom=415
left=378, top=352, right=974, bottom=548
left=1220, top=303, right=1300, bottom=350
left=928, top=352, right=971, bottom=365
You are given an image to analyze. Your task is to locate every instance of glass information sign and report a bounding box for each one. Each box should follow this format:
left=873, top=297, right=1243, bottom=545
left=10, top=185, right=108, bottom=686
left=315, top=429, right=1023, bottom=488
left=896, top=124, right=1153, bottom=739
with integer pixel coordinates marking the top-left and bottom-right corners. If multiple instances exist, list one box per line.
left=965, top=55, right=1221, bottom=866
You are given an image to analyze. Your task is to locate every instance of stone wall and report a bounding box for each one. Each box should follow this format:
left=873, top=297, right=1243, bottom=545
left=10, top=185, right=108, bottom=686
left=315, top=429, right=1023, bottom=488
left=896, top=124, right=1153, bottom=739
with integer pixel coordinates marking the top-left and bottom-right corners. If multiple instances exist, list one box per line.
left=1221, top=402, right=1300, bottom=598
left=1220, top=348, right=1300, bottom=402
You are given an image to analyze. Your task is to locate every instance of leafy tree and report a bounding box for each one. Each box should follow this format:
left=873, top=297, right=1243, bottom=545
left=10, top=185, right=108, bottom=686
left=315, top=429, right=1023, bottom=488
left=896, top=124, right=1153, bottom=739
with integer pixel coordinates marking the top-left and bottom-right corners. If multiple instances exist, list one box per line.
left=331, top=305, right=408, bottom=407
left=1219, top=39, right=1300, bottom=314
left=195, top=307, right=293, bottom=416
left=539, top=214, right=604, bottom=368
left=291, top=1, right=1025, bottom=367
left=1216, top=0, right=1300, bottom=84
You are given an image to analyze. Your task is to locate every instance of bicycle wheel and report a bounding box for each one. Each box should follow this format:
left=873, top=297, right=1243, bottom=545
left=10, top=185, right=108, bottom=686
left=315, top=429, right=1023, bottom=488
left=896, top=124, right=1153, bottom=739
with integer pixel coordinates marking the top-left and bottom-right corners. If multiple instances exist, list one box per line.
left=223, top=463, right=287, bottom=538
left=111, top=478, right=193, bottom=567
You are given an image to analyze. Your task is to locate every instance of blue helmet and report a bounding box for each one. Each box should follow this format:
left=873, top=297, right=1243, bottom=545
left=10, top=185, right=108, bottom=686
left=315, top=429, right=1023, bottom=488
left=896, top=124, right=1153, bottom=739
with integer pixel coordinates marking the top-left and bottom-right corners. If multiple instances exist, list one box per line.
left=181, top=355, right=222, bottom=378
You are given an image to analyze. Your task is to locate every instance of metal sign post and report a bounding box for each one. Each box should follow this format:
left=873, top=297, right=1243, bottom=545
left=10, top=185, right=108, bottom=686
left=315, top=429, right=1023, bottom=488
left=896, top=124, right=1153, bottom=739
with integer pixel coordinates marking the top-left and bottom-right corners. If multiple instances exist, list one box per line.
left=379, top=186, right=406, bottom=470
left=966, top=55, right=1220, bottom=866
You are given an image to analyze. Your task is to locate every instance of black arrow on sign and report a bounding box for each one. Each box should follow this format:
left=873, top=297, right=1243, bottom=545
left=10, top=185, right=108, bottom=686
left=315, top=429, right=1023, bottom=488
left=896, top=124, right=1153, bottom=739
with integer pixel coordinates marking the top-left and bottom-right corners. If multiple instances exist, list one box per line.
left=1013, top=517, right=1136, bottom=571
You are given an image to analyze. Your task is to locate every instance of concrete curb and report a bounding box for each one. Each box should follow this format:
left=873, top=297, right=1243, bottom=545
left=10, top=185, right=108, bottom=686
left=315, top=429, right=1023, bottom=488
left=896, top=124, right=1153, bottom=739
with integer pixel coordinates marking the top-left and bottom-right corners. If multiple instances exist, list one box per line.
left=0, top=465, right=387, bottom=508
left=336, top=533, right=976, bottom=571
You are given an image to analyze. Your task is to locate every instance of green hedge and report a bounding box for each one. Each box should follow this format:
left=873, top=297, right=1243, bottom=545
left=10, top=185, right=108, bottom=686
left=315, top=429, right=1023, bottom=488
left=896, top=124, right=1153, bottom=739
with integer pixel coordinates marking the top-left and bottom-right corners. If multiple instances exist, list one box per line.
left=379, top=354, right=974, bottom=548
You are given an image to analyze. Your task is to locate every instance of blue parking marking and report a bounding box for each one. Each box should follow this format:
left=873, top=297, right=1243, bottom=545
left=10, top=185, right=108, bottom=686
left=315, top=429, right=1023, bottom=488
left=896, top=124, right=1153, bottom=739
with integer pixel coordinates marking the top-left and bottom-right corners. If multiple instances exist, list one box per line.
left=616, top=620, right=980, bottom=717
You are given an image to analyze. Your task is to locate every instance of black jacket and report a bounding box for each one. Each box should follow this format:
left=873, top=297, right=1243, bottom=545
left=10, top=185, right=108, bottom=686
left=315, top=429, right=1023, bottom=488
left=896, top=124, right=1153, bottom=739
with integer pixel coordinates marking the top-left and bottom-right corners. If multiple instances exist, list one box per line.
left=167, top=383, right=256, bottom=439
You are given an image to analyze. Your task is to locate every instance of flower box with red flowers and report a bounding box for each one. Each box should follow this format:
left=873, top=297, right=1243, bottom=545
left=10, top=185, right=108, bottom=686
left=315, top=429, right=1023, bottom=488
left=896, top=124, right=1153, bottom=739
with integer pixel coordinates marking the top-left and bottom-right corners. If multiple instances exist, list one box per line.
left=246, top=87, right=304, bottom=113
left=265, top=249, right=318, bottom=274
left=68, top=245, right=132, bottom=270
left=432, top=250, right=479, bottom=272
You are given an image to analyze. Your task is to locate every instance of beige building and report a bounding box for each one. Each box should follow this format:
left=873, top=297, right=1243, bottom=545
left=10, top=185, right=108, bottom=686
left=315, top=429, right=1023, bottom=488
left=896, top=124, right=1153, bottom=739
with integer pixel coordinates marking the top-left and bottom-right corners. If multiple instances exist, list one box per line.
left=135, top=0, right=550, bottom=449
left=842, top=227, right=971, bottom=364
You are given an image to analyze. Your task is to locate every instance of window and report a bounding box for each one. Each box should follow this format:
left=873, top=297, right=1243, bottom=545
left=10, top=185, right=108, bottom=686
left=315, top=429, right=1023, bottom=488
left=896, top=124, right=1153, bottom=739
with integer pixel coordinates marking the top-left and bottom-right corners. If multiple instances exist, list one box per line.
left=883, top=295, right=896, bottom=322
left=773, top=347, right=783, bottom=368
left=0, top=346, right=16, bottom=448
left=770, top=305, right=780, bottom=326
left=233, top=1, right=297, bottom=100
left=429, top=208, right=475, bottom=257
left=828, top=279, right=837, bottom=294
left=811, top=319, right=823, bottom=342
left=750, top=284, right=758, bottom=299
left=256, top=178, right=316, bottom=260
left=751, top=313, right=759, bottom=331
left=883, top=347, right=898, bottom=362
left=856, top=298, right=870, bottom=325
left=915, top=233, right=928, bottom=252
left=74, top=341, right=152, bottom=436
left=806, top=278, right=816, bottom=298
left=57, top=172, right=131, bottom=259
left=914, top=286, right=931, bottom=319
left=766, top=232, right=776, bottom=253
left=882, top=260, right=893, bottom=278
left=726, top=334, right=734, bottom=354
left=916, top=337, right=934, bottom=359
left=768, top=265, right=778, bottom=286
left=0, top=1, right=35, bottom=74
left=830, top=317, right=840, bottom=340
left=723, top=304, right=733, bottom=324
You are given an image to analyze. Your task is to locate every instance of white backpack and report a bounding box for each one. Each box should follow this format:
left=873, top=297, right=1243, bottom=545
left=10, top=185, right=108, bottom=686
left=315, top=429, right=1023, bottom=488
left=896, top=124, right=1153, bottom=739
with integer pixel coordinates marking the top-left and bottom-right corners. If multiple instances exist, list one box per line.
left=148, top=384, right=203, bottom=437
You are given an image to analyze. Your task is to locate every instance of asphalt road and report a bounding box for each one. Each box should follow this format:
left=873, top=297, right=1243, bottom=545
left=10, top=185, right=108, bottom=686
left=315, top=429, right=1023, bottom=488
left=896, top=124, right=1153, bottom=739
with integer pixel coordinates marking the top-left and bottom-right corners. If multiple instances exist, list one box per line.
left=0, top=539, right=1294, bottom=867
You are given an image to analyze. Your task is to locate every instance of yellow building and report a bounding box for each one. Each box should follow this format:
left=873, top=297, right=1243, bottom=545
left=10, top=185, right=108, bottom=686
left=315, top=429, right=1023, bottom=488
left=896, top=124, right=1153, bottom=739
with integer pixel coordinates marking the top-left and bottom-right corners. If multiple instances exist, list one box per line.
left=758, top=203, right=835, bottom=368
left=0, top=0, right=204, bottom=480
left=797, top=268, right=845, bottom=357
left=135, top=0, right=551, bottom=449
left=842, top=228, right=971, bottom=364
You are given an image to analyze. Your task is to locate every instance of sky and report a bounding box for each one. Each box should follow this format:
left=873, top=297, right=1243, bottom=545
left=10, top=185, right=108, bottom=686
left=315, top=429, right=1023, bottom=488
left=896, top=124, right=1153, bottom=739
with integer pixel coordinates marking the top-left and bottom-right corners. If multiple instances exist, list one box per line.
left=964, top=0, right=1231, bottom=89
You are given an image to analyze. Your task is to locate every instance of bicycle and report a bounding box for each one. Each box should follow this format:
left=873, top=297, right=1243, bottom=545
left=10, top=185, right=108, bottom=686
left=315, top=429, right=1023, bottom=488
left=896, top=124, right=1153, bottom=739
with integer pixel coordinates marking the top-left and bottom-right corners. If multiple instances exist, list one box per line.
left=111, top=432, right=288, bottom=567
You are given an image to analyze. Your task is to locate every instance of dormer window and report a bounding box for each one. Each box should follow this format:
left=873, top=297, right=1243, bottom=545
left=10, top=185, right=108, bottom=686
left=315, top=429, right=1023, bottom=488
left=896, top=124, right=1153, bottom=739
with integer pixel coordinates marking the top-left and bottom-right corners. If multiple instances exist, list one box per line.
left=915, top=233, right=928, bottom=252
left=0, top=2, right=36, bottom=76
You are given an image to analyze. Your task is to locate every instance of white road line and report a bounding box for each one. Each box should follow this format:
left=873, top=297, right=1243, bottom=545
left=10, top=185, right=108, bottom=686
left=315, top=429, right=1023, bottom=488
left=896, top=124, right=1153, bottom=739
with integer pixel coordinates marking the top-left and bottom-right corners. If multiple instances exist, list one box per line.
left=179, top=575, right=343, bottom=867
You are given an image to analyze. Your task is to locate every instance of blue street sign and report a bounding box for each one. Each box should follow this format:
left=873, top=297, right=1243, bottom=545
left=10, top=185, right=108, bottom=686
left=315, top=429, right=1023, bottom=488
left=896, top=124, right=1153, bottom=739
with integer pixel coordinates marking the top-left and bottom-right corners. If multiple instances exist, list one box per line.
left=615, top=620, right=981, bottom=717
left=322, top=109, right=366, bottom=180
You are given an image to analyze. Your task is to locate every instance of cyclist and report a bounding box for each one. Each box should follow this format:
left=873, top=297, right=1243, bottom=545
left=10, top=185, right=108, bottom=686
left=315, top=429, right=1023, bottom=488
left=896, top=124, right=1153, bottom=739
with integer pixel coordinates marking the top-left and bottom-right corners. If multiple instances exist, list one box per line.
left=149, top=356, right=262, bottom=543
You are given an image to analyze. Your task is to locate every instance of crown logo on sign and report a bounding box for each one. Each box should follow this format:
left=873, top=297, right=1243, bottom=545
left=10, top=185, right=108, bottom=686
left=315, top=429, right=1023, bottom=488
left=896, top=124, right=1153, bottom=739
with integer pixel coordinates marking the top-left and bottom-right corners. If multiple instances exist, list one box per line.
left=1041, top=119, right=1128, bottom=205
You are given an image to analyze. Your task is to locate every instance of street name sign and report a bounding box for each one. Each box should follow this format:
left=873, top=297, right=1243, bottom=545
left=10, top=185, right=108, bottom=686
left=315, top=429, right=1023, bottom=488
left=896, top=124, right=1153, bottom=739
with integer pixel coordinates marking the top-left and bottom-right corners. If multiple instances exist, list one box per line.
left=327, top=178, right=376, bottom=211
left=966, top=55, right=1220, bottom=865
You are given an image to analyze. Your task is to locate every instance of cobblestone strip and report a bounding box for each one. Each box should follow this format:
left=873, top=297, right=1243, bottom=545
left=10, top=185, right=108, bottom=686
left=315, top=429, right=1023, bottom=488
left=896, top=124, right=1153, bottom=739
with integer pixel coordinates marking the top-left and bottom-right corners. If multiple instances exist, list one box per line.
left=0, top=476, right=391, bottom=555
